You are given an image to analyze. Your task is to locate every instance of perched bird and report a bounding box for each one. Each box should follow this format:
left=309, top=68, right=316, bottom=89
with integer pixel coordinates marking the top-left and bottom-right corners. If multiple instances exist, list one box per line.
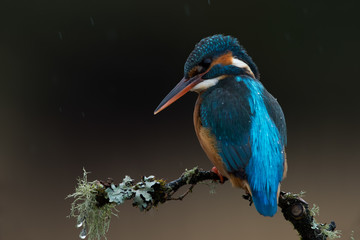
left=154, top=35, right=287, bottom=217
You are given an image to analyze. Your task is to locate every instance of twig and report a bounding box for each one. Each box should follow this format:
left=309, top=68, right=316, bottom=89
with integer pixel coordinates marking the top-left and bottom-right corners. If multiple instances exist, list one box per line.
left=168, top=184, right=195, bottom=201
left=68, top=168, right=341, bottom=240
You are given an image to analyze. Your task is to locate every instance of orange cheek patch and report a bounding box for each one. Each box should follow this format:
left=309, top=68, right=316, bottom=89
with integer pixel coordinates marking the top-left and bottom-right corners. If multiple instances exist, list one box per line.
left=210, top=51, right=233, bottom=68
left=188, top=67, right=198, bottom=78
left=189, top=52, right=233, bottom=77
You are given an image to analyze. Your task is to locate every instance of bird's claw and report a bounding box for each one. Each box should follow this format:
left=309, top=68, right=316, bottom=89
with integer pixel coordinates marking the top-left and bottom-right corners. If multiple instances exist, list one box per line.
left=211, top=166, right=225, bottom=184
left=242, top=193, right=253, bottom=206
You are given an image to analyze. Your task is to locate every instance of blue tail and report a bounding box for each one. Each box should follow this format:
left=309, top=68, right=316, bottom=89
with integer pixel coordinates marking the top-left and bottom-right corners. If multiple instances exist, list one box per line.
left=251, top=189, right=278, bottom=217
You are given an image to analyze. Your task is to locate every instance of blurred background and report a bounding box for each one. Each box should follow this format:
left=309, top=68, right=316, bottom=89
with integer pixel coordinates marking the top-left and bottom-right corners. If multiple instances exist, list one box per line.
left=0, top=0, right=359, bottom=239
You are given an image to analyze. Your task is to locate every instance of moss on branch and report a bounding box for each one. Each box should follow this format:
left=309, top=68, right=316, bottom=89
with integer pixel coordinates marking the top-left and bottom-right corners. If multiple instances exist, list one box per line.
left=67, top=168, right=340, bottom=240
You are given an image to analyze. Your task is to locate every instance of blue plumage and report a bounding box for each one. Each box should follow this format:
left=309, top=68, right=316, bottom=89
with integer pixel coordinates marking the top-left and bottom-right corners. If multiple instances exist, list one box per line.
left=154, top=34, right=287, bottom=217
left=240, top=76, right=285, bottom=216
left=200, top=76, right=286, bottom=216
left=200, top=77, right=252, bottom=172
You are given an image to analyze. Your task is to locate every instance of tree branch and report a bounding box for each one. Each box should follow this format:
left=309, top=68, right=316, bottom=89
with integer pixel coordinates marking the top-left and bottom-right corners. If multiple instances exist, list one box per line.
left=67, top=167, right=341, bottom=240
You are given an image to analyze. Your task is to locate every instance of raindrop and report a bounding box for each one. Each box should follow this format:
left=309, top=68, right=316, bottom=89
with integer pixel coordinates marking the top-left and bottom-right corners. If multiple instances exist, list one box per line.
left=77, top=218, right=85, bottom=228
left=58, top=32, right=63, bottom=40
left=77, top=221, right=83, bottom=228
left=90, top=17, right=95, bottom=26
left=79, top=228, right=87, bottom=239
left=184, top=4, right=190, bottom=16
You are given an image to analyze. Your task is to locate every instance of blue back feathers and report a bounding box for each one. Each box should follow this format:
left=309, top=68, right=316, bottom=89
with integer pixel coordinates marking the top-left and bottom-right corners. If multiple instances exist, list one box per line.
left=241, top=77, right=285, bottom=216
left=200, top=76, right=286, bottom=216
left=201, top=78, right=252, bottom=172
left=184, top=35, right=259, bottom=79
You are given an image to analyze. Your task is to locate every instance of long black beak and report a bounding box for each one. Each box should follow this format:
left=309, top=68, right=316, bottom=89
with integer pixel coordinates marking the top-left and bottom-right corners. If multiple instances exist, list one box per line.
left=154, top=74, right=204, bottom=115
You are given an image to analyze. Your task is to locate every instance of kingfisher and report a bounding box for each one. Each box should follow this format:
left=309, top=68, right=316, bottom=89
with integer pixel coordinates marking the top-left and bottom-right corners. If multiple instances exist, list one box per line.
left=154, top=34, right=287, bottom=217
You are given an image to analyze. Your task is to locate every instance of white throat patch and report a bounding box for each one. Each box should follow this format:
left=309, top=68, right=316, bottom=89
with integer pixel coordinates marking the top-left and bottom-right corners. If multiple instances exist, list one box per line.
left=231, top=58, right=255, bottom=78
left=190, top=76, right=223, bottom=92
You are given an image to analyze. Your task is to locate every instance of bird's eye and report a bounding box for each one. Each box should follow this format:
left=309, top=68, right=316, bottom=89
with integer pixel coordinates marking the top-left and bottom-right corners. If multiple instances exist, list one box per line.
left=196, top=58, right=212, bottom=74
left=203, top=58, right=212, bottom=66
left=188, top=58, right=212, bottom=78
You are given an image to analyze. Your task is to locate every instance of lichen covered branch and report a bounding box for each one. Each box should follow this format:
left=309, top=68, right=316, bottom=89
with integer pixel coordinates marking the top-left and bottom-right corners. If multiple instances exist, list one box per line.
left=67, top=168, right=340, bottom=240
left=279, top=192, right=341, bottom=240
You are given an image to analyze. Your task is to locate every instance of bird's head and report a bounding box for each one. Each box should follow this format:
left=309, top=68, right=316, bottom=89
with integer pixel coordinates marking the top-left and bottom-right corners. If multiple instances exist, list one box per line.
left=154, top=34, right=259, bottom=114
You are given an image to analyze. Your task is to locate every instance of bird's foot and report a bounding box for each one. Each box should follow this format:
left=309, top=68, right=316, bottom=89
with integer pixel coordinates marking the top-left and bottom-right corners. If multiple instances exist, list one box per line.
left=242, top=193, right=253, bottom=206
left=211, top=166, right=225, bottom=184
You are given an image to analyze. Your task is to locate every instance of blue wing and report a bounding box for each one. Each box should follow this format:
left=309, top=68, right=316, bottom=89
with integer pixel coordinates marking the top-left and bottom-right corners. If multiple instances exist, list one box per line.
left=262, top=88, right=287, bottom=146
left=200, top=76, right=287, bottom=217
left=200, top=77, right=286, bottom=174
left=200, top=77, right=253, bottom=176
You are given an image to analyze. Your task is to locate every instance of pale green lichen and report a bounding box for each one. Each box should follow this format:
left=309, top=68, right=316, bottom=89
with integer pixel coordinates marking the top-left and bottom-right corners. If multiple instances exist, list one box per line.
left=68, top=170, right=166, bottom=239
left=350, top=230, right=355, bottom=240
left=207, top=181, right=217, bottom=194
left=106, top=176, right=134, bottom=204
left=67, top=169, right=117, bottom=240
left=199, top=180, right=217, bottom=194
left=106, top=174, right=161, bottom=211
left=182, top=167, right=199, bottom=184
left=309, top=204, right=341, bottom=239
left=325, top=229, right=342, bottom=240
left=310, top=204, right=320, bottom=217
left=284, top=191, right=306, bottom=199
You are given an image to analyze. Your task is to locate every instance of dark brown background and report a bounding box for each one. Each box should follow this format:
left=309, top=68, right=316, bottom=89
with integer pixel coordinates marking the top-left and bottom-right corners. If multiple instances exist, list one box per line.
left=1, top=0, right=359, bottom=239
